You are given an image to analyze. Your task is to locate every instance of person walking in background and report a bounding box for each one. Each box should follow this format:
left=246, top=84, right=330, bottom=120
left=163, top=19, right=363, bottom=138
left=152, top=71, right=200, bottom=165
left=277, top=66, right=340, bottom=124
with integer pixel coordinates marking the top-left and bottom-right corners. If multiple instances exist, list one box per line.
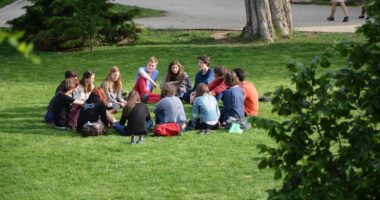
left=233, top=68, right=259, bottom=117
left=114, top=90, right=152, bottom=144
left=160, top=60, right=192, bottom=100
left=327, top=0, right=349, bottom=22
left=358, top=0, right=367, bottom=19
left=133, top=56, right=160, bottom=103
left=102, top=66, right=127, bottom=110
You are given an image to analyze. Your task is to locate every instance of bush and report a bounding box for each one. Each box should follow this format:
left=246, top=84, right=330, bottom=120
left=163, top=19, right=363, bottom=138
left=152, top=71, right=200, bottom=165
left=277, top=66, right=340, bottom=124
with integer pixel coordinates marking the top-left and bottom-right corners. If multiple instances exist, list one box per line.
left=8, top=0, right=141, bottom=51
left=254, top=0, right=380, bottom=199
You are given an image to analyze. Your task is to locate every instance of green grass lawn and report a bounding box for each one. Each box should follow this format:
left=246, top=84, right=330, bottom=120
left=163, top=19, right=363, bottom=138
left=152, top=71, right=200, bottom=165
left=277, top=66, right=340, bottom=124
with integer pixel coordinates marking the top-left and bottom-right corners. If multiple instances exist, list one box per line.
left=0, top=30, right=364, bottom=199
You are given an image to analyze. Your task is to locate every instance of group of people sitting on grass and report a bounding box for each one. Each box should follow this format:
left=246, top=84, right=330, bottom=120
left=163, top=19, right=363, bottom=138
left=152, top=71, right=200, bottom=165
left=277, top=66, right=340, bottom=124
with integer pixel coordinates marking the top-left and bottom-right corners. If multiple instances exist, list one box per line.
left=43, top=55, right=259, bottom=144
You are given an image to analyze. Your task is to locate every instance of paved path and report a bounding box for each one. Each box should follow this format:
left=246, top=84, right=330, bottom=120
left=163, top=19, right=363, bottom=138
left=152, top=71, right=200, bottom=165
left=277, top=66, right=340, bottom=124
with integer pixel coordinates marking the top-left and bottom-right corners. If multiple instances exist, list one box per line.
left=0, top=0, right=366, bottom=32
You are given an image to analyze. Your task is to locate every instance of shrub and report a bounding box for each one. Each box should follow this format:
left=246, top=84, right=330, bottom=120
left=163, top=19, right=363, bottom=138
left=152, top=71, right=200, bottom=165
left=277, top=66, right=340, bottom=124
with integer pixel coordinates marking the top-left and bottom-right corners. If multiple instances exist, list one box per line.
left=254, top=0, right=380, bottom=199
left=8, top=0, right=141, bottom=51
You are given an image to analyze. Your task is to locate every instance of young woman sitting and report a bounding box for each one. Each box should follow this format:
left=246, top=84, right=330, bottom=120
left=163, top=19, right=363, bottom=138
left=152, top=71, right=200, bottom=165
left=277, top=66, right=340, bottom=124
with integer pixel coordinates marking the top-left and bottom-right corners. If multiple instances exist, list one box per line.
left=190, top=83, right=220, bottom=134
left=76, top=87, right=116, bottom=134
left=220, top=71, right=245, bottom=127
left=160, top=60, right=192, bottom=99
left=102, top=66, right=127, bottom=110
left=208, top=65, right=228, bottom=101
left=52, top=78, right=84, bottom=129
left=113, top=90, right=152, bottom=144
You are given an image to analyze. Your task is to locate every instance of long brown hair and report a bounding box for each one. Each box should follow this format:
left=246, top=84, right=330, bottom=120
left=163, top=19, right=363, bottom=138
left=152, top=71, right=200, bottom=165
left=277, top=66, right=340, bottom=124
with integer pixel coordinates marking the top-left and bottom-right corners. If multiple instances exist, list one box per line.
left=166, top=60, right=185, bottom=82
left=224, top=70, right=240, bottom=88
left=195, top=83, right=209, bottom=98
left=122, top=90, right=141, bottom=117
left=80, top=70, right=95, bottom=93
left=92, top=87, right=108, bottom=106
left=104, top=66, right=122, bottom=93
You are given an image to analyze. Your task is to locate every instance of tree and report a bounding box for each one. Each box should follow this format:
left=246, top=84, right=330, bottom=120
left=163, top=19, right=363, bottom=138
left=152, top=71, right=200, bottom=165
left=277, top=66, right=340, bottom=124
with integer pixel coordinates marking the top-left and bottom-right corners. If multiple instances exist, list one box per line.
left=8, top=0, right=140, bottom=51
left=254, top=0, right=380, bottom=199
left=242, top=0, right=292, bottom=41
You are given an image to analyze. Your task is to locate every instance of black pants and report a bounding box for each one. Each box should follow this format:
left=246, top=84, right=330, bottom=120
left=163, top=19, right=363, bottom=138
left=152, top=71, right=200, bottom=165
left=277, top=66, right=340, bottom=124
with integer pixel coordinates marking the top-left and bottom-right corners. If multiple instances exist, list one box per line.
left=189, top=119, right=219, bottom=130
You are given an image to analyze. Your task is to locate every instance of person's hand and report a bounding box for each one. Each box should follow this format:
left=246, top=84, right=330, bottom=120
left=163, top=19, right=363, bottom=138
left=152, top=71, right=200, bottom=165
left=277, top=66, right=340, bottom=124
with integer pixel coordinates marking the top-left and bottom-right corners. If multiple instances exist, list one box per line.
left=119, top=102, right=127, bottom=107
left=152, top=81, right=158, bottom=89
left=209, top=91, right=216, bottom=96
left=180, top=88, right=186, bottom=93
left=190, top=92, right=196, bottom=104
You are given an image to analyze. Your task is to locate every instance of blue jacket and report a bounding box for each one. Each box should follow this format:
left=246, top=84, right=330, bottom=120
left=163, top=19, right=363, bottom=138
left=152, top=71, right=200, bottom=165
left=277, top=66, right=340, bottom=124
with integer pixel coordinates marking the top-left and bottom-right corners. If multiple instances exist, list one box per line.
left=191, top=94, right=220, bottom=128
left=221, top=86, right=244, bottom=123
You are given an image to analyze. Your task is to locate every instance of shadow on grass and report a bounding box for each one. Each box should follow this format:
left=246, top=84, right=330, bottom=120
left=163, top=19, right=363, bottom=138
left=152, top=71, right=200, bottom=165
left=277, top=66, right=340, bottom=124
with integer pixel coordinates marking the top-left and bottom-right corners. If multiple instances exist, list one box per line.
left=0, top=106, right=75, bottom=137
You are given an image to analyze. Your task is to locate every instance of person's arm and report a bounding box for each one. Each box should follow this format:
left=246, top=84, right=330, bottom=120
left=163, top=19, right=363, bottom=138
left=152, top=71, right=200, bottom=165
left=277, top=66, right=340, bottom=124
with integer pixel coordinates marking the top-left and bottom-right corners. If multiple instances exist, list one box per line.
left=72, top=99, right=84, bottom=105
left=184, top=73, right=193, bottom=90
left=205, top=69, right=215, bottom=85
left=99, top=104, right=108, bottom=126
left=119, top=113, right=127, bottom=126
left=153, top=100, right=162, bottom=113
left=138, top=67, right=157, bottom=88
left=210, top=81, right=228, bottom=96
left=102, top=81, right=117, bottom=104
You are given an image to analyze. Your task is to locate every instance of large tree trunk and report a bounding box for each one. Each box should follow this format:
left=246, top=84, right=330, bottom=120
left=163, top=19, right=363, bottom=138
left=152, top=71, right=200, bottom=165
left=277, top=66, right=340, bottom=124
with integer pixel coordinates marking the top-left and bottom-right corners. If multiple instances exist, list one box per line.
left=243, top=0, right=292, bottom=41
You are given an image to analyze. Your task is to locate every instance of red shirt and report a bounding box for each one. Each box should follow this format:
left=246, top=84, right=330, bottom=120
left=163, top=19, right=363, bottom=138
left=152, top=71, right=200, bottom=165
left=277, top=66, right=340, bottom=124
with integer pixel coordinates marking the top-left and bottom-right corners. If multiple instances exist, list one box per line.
left=208, top=78, right=228, bottom=95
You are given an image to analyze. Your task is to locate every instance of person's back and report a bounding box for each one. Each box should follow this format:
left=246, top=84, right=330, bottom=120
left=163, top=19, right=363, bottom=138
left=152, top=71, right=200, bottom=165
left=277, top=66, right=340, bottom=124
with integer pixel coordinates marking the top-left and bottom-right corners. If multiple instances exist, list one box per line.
left=221, top=86, right=245, bottom=123
left=154, top=96, right=186, bottom=124
left=76, top=89, right=108, bottom=133
left=241, top=81, right=259, bottom=116
left=193, top=94, right=220, bottom=123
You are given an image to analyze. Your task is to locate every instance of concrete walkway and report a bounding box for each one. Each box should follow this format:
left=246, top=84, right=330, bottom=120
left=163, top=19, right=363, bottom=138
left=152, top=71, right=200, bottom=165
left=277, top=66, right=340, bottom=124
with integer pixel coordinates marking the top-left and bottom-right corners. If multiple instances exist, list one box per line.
left=0, top=0, right=366, bottom=32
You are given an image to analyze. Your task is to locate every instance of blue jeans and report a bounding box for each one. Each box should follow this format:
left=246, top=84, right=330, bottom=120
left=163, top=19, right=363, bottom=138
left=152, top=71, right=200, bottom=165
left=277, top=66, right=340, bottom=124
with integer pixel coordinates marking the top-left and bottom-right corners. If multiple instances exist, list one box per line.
left=114, top=120, right=153, bottom=135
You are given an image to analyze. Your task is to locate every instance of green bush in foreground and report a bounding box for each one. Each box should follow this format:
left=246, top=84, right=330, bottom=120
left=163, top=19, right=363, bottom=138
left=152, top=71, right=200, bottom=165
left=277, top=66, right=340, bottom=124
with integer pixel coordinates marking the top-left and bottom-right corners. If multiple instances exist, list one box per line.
left=255, top=1, right=380, bottom=199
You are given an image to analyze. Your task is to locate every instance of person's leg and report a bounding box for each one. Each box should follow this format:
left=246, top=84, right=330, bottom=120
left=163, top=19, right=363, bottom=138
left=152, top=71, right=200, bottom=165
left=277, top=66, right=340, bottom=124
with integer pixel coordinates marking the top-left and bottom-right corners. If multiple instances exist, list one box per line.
left=341, top=2, right=349, bottom=17
left=147, top=93, right=160, bottom=103
left=155, top=110, right=166, bottom=125
left=138, top=135, right=144, bottom=144
left=327, top=2, right=337, bottom=21
left=134, top=76, right=148, bottom=99
left=113, top=122, right=125, bottom=135
left=130, top=135, right=135, bottom=144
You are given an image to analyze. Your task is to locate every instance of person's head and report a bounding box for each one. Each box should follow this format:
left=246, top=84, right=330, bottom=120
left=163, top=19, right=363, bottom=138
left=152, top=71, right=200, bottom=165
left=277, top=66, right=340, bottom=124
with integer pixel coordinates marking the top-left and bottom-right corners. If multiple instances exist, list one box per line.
left=224, top=70, right=240, bottom=88
left=233, top=68, right=245, bottom=82
left=146, top=56, right=159, bottom=74
left=195, top=83, right=209, bottom=98
left=160, top=83, right=177, bottom=99
left=80, top=70, right=95, bottom=93
left=61, top=78, right=78, bottom=93
left=214, top=65, right=228, bottom=80
left=105, top=66, right=122, bottom=92
left=123, top=90, right=141, bottom=117
left=64, top=70, right=78, bottom=79
left=167, top=60, right=185, bottom=81
left=91, top=87, right=108, bottom=106
left=197, top=55, right=210, bottom=71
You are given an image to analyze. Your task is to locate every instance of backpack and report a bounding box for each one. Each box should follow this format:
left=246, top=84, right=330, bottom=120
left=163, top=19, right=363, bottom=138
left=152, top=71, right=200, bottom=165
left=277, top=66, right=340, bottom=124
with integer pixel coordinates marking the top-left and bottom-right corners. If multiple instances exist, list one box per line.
left=81, top=121, right=106, bottom=137
left=154, top=122, right=181, bottom=136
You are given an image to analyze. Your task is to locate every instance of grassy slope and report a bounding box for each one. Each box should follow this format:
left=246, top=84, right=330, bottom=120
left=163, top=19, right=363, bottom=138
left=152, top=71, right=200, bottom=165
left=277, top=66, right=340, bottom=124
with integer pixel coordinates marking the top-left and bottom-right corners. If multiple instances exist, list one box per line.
left=0, top=30, right=364, bottom=199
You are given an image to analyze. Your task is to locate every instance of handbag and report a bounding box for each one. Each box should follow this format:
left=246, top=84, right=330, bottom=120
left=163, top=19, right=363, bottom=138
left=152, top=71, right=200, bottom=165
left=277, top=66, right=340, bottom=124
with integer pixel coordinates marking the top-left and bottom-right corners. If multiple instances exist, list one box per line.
left=154, top=122, right=181, bottom=136
left=81, top=121, right=106, bottom=136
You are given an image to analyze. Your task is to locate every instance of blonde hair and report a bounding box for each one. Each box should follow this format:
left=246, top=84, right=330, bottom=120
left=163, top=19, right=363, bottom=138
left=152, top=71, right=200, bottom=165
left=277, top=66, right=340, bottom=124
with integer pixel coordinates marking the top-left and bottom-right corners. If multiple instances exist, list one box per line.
left=148, top=56, right=159, bottom=64
left=104, top=66, right=122, bottom=93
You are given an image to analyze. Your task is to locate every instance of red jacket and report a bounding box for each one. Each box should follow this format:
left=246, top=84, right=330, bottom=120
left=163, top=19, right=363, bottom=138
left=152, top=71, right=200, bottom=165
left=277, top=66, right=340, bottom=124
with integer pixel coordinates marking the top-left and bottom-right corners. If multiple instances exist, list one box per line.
left=208, top=78, right=228, bottom=95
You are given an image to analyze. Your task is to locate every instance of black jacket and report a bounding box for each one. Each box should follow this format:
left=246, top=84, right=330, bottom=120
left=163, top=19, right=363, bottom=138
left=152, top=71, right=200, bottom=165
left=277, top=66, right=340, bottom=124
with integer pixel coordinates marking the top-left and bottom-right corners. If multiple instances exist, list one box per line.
left=76, top=93, right=108, bottom=133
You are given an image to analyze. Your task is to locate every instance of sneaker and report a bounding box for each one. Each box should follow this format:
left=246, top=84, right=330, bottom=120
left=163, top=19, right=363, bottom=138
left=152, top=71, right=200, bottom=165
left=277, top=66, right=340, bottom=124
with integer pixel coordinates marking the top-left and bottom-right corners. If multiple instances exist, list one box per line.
left=343, top=16, right=349, bottom=22
left=358, top=15, right=365, bottom=19
left=327, top=16, right=334, bottom=21
left=55, top=126, right=68, bottom=130
left=203, top=129, right=210, bottom=135
left=198, top=129, right=205, bottom=134
left=137, top=140, right=144, bottom=144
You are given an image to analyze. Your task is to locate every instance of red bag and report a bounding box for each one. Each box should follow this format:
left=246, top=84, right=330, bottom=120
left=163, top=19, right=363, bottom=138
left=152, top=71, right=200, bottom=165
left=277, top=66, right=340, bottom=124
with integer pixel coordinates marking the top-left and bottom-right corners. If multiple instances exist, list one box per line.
left=154, top=123, right=181, bottom=136
left=68, top=104, right=81, bottom=129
